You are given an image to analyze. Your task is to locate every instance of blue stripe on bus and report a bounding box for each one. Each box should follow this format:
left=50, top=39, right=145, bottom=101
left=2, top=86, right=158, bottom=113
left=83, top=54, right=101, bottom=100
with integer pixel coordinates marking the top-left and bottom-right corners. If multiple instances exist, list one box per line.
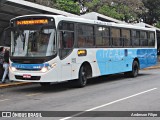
left=96, top=49, right=157, bottom=75
left=137, top=49, right=157, bottom=69
left=11, top=63, right=49, bottom=70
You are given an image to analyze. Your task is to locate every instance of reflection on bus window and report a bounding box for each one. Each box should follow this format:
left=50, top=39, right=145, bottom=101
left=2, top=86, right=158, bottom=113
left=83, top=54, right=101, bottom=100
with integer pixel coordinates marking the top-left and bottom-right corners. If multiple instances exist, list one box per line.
left=12, top=28, right=56, bottom=57
left=59, top=31, right=74, bottom=59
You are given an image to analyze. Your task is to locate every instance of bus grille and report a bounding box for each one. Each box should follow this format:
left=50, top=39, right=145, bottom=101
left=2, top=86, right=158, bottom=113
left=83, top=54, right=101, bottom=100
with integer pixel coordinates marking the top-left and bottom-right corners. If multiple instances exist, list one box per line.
left=15, top=75, right=41, bottom=80
left=16, top=68, right=41, bottom=71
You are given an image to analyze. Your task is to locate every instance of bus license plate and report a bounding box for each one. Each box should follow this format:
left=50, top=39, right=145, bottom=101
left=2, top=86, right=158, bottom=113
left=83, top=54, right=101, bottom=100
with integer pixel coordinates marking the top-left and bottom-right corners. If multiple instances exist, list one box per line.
left=23, top=74, right=31, bottom=78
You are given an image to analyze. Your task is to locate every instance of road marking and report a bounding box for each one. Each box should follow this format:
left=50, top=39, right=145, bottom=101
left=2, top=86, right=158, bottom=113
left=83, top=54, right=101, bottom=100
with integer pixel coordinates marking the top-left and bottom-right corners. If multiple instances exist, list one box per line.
left=60, top=88, right=157, bottom=120
left=26, top=93, right=42, bottom=96
left=0, top=99, right=9, bottom=102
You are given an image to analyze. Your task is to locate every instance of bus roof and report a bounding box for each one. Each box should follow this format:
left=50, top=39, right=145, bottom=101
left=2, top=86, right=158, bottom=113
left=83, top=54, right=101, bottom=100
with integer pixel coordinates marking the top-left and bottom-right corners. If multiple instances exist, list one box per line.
left=11, top=14, right=156, bottom=32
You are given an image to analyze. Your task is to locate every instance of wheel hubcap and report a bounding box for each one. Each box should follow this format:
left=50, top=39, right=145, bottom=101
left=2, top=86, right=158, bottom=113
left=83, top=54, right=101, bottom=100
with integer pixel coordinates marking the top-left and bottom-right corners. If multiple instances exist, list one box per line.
left=81, top=68, right=87, bottom=84
left=134, top=65, right=138, bottom=76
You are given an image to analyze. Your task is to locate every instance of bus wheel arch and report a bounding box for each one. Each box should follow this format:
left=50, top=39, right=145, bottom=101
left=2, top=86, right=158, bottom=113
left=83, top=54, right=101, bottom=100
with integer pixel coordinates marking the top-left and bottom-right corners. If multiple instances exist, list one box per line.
left=134, top=58, right=140, bottom=68
left=75, top=62, right=92, bottom=87
left=80, top=62, right=92, bottom=78
left=125, top=58, right=139, bottom=77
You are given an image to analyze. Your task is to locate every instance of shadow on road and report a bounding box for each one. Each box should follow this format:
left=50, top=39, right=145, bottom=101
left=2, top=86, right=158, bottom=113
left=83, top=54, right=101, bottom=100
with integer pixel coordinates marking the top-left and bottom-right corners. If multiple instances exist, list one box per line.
left=10, top=72, right=152, bottom=94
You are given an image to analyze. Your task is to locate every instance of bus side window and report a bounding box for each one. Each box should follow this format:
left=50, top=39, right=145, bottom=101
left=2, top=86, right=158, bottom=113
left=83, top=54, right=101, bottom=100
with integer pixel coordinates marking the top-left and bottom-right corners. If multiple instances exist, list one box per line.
left=66, top=33, right=74, bottom=48
left=148, top=32, right=155, bottom=46
left=122, top=29, right=131, bottom=47
left=60, top=31, right=74, bottom=49
left=139, top=31, right=148, bottom=46
left=59, top=31, right=74, bottom=59
left=77, top=24, right=94, bottom=47
left=60, top=31, right=66, bottom=48
left=111, top=28, right=121, bottom=47
left=132, top=30, right=140, bottom=47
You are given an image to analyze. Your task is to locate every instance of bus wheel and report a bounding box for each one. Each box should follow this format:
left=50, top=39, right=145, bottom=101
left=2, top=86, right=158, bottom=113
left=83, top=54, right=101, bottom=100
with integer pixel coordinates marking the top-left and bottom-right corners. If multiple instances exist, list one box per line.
left=77, top=65, right=88, bottom=87
left=124, top=61, right=139, bottom=77
left=40, top=82, right=51, bottom=87
left=125, top=61, right=139, bottom=77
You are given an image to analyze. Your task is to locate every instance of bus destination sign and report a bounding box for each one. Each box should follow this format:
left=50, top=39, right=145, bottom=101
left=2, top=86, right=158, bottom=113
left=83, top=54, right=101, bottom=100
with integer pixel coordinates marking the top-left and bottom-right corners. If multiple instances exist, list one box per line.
left=16, top=19, right=48, bottom=25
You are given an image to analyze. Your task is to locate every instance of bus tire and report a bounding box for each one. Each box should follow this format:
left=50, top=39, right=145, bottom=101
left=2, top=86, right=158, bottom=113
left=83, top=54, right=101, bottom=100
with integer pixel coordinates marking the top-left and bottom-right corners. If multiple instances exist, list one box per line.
left=74, top=65, right=88, bottom=87
left=40, top=82, right=51, bottom=87
left=125, top=60, right=139, bottom=77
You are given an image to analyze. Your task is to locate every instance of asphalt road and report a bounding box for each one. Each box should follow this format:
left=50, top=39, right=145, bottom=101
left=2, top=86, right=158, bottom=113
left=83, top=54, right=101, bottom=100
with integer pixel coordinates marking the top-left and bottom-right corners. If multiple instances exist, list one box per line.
left=0, top=69, right=160, bottom=120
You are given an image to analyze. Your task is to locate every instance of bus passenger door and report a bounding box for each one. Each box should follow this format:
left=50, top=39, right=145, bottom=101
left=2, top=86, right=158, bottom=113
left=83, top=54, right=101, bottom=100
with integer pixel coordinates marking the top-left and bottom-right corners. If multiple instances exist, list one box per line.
left=58, top=31, right=74, bottom=81
left=60, top=59, right=72, bottom=81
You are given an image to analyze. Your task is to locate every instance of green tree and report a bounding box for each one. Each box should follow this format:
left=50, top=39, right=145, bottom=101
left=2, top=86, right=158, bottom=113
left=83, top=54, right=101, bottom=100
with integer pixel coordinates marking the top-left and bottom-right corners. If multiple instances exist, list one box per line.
left=155, top=21, right=160, bottom=28
left=142, top=0, right=160, bottom=25
left=110, top=2, right=133, bottom=22
left=98, top=5, right=124, bottom=20
left=26, top=0, right=80, bottom=15
left=84, top=0, right=140, bottom=22
left=56, top=0, right=80, bottom=15
left=84, top=0, right=103, bottom=12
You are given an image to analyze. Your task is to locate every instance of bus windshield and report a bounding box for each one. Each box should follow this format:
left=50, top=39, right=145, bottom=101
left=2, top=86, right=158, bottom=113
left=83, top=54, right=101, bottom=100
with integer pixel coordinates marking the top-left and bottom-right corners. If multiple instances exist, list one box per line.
left=11, top=28, right=56, bottom=57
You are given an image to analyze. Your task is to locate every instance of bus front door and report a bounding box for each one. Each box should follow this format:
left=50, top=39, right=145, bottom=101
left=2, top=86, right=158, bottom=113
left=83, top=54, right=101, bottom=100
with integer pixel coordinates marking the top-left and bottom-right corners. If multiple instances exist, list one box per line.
left=60, top=59, right=72, bottom=81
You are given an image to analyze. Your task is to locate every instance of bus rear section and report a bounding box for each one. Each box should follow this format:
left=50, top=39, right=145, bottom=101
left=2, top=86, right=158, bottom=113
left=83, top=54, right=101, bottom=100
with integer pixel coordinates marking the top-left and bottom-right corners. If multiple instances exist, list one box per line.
left=96, top=48, right=157, bottom=76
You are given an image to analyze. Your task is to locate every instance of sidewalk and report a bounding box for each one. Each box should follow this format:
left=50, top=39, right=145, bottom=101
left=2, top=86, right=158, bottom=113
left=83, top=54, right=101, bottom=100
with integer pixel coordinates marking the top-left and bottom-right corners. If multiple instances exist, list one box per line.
left=0, top=62, right=160, bottom=88
left=0, top=80, right=31, bottom=88
left=143, top=62, right=160, bottom=70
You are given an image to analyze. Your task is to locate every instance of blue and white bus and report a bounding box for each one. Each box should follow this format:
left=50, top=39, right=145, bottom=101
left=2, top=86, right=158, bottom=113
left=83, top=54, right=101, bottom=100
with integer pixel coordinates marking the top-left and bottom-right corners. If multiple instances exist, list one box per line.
left=9, top=15, right=157, bottom=87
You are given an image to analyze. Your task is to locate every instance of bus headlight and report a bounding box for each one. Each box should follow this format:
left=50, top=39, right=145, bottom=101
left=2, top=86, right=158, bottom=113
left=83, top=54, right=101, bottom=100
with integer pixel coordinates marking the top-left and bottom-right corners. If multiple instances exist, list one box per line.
left=10, top=67, right=17, bottom=72
left=41, top=67, right=48, bottom=73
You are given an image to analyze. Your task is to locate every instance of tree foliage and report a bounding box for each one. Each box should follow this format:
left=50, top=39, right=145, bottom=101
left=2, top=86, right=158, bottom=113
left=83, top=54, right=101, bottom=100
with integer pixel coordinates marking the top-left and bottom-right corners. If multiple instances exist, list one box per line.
left=83, top=0, right=144, bottom=22
left=26, top=0, right=80, bottom=15
left=98, top=5, right=124, bottom=20
left=142, top=0, right=160, bottom=25
left=56, top=0, right=80, bottom=15
left=155, top=21, right=160, bottom=28
left=26, top=0, right=160, bottom=28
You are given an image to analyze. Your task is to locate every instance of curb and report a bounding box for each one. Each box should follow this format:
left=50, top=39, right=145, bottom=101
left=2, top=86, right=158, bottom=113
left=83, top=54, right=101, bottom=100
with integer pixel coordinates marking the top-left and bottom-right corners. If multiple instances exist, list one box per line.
left=0, top=82, right=32, bottom=88
left=143, top=65, right=160, bottom=70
